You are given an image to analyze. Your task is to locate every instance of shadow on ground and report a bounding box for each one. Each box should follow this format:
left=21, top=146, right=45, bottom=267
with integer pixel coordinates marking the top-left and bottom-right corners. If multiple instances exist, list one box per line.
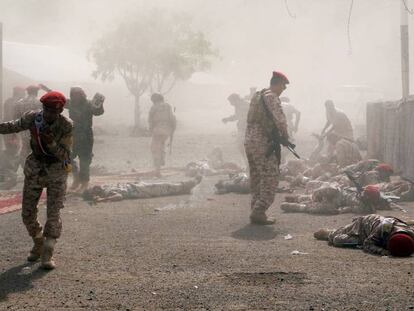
left=231, top=224, right=279, bottom=241
left=0, top=263, right=48, bottom=301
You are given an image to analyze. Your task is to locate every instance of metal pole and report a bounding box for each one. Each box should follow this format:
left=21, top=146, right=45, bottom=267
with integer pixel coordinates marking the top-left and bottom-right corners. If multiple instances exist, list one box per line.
left=401, top=1, right=410, bottom=98
left=0, top=22, right=3, bottom=120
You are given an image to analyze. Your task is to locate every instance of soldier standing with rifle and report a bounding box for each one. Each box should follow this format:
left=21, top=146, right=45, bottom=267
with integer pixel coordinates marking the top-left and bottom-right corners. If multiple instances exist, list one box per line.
left=245, top=71, right=295, bottom=225
left=148, top=93, right=176, bottom=178
left=0, top=91, right=72, bottom=270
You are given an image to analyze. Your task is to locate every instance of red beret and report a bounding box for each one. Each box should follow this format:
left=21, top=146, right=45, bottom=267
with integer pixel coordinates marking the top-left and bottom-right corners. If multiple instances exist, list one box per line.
left=387, top=233, right=414, bottom=257
left=363, top=185, right=380, bottom=203
left=273, top=71, right=290, bottom=84
left=40, top=91, right=66, bottom=109
left=376, top=163, right=394, bottom=173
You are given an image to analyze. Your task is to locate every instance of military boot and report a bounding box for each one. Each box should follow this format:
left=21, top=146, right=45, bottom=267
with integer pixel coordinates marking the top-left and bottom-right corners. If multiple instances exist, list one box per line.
left=313, top=228, right=333, bottom=241
left=41, top=238, right=57, bottom=270
left=27, top=232, right=44, bottom=262
left=249, top=210, right=275, bottom=225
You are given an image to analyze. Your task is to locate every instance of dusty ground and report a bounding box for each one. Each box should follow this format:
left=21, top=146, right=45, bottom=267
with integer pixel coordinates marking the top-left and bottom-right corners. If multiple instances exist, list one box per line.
left=0, top=132, right=413, bottom=311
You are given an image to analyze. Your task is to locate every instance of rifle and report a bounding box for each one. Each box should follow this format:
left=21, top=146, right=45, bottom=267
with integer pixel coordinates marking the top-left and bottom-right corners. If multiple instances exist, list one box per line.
left=260, top=94, right=300, bottom=159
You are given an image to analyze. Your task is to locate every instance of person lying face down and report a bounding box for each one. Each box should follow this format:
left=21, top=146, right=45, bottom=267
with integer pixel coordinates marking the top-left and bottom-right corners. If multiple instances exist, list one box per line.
left=82, top=176, right=202, bottom=203
left=314, top=214, right=414, bottom=257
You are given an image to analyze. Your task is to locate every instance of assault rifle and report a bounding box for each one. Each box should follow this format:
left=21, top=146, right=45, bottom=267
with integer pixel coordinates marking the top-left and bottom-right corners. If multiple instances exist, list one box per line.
left=260, top=94, right=300, bottom=159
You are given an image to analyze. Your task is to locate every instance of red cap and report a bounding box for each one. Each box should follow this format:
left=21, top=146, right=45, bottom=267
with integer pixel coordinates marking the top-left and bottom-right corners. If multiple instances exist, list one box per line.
left=376, top=163, right=394, bottom=173
left=387, top=233, right=414, bottom=257
left=40, top=91, right=66, bottom=110
left=363, top=185, right=380, bottom=203
left=272, top=71, right=290, bottom=84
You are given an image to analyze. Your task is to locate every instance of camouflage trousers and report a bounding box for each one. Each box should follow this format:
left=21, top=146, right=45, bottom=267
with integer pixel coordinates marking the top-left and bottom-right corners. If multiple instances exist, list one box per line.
left=237, top=130, right=248, bottom=168
left=22, top=155, right=68, bottom=239
left=245, top=144, right=280, bottom=213
left=151, top=134, right=169, bottom=169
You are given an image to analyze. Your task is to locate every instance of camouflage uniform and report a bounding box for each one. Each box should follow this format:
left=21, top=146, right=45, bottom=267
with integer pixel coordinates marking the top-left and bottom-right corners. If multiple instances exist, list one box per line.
left=333, top=139, right=362, bottom=167
left=327, top=214, right=414, bottom=255
left=215, top=172, right=250, bottom=194
left=281, top=186, right=389, bottom=215
left=84, top=176, right=201, bottom=202
left=0, top=111, right=72, bottom=239
left=148, top=102, right=176, bottom=171
left=245, top=89, right=288, bottom=219
left=66, top=97, right=104, bottom=183
left=13, top=96, right=42, bottom=167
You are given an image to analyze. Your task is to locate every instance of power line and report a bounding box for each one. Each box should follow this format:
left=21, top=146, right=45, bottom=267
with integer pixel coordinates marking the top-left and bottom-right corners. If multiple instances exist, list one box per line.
left=347, top=0, right=354, bottom=55
left=402, top=0, right=414, bottom=15
left=284, top=0, right=296, bottom=19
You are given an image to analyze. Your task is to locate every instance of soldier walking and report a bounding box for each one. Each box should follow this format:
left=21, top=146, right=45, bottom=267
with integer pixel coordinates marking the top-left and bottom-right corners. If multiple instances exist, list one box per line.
left=0, top=91, right=72, bottom=269
left=222, top=93, right=249, bottom=167
left=245, top=71, right=290, bottom=225
left=67, top=87, right=104, bottom=192
left=148, top=93, right=176, bottom=177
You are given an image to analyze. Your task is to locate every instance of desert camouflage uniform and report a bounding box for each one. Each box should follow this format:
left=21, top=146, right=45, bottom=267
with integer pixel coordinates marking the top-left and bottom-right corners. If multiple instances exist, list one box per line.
left=0, top=111, right=72, bottom=239
left=66, top=97, right=104, bottom=183
left=245, top=89, right=288, bottom=216
left=14, top=96, right=42, bottom=167
left=148, top=102, right=176, bottom=170
left=215, top=172, right=250, bottom=194
left=223, top=99, right=249, bottom=165
left=281, top=186, right=388, bottom=215
left=333, top=139, right=362, bottom=167
left=84, top=176, right=201, bottom=202
left=327, top=214, right=414, bottom=255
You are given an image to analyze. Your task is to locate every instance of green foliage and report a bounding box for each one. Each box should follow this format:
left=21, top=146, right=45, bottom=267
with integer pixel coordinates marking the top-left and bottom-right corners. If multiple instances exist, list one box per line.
left=89, top=9, right=217, bottom=96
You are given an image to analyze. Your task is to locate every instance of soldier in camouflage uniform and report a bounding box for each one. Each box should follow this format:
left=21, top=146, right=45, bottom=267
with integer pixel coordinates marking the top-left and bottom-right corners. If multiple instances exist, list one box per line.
left=66, top=87, right=104, bottom=192
left=14, top=85, right=43, bottom=168
left=222, top=93, right=249, bottom=166
left=321, top=100, right=354, bottom=141
left=244, top=71, right=290, bottom=225
left=148, top=93, right=176, bottom=177
left=83, top=176, right=201, bottom=203
left=314, top=214, right=414, bottom=256
left=3, top=86, right=25, bottom=121
left=0, top=91, right=72, bottom=269
left=281, top=185, right=390, bottom=215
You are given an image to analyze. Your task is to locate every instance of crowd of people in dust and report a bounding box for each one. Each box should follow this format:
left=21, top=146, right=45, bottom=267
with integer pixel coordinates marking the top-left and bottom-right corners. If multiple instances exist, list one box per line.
left=0, top=70, right=413, bottom=270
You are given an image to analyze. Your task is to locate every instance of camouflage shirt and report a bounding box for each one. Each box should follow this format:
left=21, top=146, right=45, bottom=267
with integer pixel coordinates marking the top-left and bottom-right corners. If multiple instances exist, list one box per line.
left=0, top=111, right=72, bottom=163
left=329, top=214, right=414, bottom=255
left=14, top=96, right=42, bottom=119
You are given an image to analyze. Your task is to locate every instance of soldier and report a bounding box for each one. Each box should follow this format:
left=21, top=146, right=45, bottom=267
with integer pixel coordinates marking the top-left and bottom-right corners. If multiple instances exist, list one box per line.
left=0, top=91, right=72, bottom=270
left=82, top=176, right=201, bottom=203
left=245, top=71, right=290, bottom=225
left=326, top=132, right=362, bottom=167
left=148, top=93, right=176, bottom=177
left=314, top=214, right=414, bottom=256
left=321, top=100, right=354, bottom=152
left=222, top=93, right=249, bottom=166
left=244, top=87, right=257, bottom=101
left=66, top=87, right=104, bottom=192
left=281, top=184, right=390, bottom=215
left=14, top=85, right=43, bottom=168
left=2, top=86, right=25, bottom=175
left=280, top=97, right=301, bottom=138
left=215, top=172, right=250, bottom=194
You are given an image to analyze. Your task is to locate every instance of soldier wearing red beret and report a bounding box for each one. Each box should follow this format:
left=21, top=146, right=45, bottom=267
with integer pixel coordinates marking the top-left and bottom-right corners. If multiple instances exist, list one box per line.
left=0, top=91, right=72, bottom=270
left=244, top=71, right=290, bottom=225
left=314, top=214, right=414, bottom=257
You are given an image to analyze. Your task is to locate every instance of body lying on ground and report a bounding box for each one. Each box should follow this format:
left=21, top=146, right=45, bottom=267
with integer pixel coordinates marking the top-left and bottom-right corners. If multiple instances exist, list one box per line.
left=83, top=176, right=202, bottom=203
left=314, top=214, right=414, bottom=257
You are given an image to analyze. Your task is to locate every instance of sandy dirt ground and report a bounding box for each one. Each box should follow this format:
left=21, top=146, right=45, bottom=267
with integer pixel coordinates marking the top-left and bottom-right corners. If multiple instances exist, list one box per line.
left=0, top=132, right=413, bottom=310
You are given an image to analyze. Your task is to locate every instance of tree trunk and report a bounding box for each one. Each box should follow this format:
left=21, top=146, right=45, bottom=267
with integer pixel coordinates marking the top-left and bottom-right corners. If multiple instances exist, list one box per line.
left=131, top=95, right=150, bottom=137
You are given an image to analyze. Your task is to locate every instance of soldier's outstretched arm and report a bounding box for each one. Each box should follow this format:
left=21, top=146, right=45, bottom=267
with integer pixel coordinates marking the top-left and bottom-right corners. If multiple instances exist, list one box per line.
left=263, top=93, right=289, bottom=138
left=0, top=112, right=34, bottom=134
